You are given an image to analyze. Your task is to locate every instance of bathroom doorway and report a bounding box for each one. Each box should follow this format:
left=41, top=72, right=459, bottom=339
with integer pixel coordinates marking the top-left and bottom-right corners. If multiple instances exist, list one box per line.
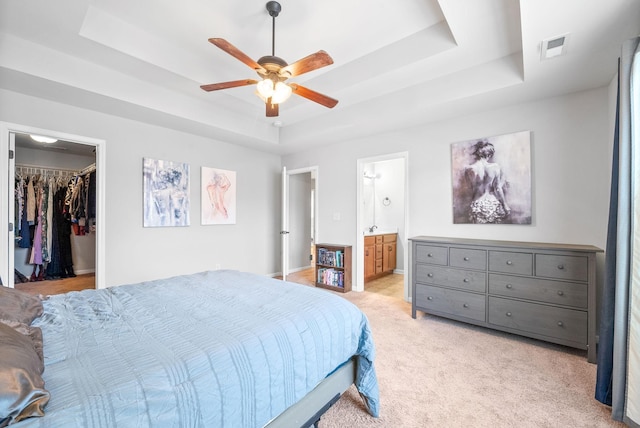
left=356, top=152, right=409, bottom=299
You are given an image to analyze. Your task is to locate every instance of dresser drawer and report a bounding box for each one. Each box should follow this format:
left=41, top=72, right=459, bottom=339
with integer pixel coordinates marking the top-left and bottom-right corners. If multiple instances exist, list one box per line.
left=489, top=251, right=533, bottom=275
left=450, top=248, right=487, bottom=270
left=489, top=274, right=587, bottom=309
left=383, top=234, right=397, bottom=243
left=416, top=284, right=486, bottom=322
left=416, top=265, right=486, bottom=292
left=535, top=254, right=588, bottom=282
left=488, top=297, right=587, bottom=344
left=415, top=244, right=448, bottom=265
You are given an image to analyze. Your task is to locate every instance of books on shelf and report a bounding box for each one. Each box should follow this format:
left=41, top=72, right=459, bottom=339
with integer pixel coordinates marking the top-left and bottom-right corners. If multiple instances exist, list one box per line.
left=315, top=244, right=351, bottom=293
left=316, top=268, right=344, bottom=288
left=317, top=248, right=344, bottom=267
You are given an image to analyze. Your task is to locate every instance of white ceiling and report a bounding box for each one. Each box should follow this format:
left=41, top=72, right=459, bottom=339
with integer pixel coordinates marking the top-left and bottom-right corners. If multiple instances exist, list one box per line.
left=1, top=0, right=639, bottom=155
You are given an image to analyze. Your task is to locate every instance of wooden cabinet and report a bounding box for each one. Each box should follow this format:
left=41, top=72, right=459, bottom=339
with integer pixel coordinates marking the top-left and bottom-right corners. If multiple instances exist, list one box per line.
left=364, top=239, right=375, bottom=279
left=364, top=233, right=397, bottom=282
left=383, top=235, right=397, bottom=272
left=410, top=236, right=602, bottom=363
left=315, top=244, right=352, bottom=293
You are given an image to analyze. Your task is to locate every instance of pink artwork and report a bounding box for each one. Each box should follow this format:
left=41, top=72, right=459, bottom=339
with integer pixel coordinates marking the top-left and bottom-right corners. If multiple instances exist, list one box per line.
left=201, top=167, right=236, bottom=225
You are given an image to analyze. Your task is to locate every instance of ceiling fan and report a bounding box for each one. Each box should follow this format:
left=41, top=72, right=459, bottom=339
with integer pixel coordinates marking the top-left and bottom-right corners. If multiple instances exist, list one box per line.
left=200, top=1, right=338, bottom=117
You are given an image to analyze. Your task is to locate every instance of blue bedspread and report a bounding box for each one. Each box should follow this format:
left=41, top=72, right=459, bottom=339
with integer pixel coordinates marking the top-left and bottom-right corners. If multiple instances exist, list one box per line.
left=16, top=270, right=379, bottom=427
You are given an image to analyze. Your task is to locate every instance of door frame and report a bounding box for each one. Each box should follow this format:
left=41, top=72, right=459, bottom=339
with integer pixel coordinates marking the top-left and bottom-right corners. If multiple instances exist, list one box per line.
left=281, top=166, right=319, bottom=279
left=355, top=152, right=410, bottom=299
left=0, top=122, right=106, bottom=289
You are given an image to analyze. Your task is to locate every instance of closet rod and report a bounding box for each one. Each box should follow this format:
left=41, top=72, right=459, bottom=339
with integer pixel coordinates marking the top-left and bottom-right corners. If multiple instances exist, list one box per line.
left=78, top=163, right=96, bottom=176
left=15, top=163, right=77, bottom=173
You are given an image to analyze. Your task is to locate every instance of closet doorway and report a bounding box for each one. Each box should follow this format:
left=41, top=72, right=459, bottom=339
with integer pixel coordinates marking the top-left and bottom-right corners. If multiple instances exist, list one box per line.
left=0, top=123, right=106, bottom=290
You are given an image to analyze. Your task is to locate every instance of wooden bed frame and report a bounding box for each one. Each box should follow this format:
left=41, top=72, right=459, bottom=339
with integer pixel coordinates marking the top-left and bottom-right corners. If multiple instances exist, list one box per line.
left=266, top=357, right=356, bottom=428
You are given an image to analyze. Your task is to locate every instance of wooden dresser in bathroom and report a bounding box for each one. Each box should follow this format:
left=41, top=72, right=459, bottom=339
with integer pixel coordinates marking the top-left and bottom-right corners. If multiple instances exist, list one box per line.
left=364, top=233, right=397, bottom=282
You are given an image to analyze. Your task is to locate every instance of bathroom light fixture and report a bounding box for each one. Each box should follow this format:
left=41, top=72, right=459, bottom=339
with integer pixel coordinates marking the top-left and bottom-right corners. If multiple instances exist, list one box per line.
left=30, top=134, right=58, bottom=144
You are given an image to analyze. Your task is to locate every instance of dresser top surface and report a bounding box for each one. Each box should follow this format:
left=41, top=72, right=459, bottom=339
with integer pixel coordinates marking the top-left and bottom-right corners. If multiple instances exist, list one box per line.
left=409, top=236, right=603, bottom=253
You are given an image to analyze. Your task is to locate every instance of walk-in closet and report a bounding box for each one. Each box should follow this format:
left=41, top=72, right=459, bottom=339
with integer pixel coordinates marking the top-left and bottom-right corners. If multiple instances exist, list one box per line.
left=12, top=132, right=97, bottom=290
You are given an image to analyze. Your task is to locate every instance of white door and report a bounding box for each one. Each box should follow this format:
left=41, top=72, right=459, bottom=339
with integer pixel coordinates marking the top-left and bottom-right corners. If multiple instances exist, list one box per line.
left=281, top=166, right=319, bottom=282
left=281, top=166, right=289, bottom=280
left=1, top=133, right=16, bottom=287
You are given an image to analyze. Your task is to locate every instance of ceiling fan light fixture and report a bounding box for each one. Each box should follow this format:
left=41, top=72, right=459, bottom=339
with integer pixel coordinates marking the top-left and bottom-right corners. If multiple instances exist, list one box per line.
left=201, top=1, right=338, bottom=116
left=30, top=134, right=58, bottom=144
left=271, top=82, right=292, bottom=104
left=256, top=78, right=275, bottom=99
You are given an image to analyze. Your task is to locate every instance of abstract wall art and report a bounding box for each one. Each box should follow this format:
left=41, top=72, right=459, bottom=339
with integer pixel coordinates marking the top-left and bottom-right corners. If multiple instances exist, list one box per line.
left=143, top=158, right=190, bottom=227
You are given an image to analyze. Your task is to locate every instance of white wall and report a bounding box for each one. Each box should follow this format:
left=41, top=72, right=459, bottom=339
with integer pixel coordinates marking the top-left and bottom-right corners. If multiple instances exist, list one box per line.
left=1, top=89, right=282, bottom=287
left=282, top=86, right=612, bottom=283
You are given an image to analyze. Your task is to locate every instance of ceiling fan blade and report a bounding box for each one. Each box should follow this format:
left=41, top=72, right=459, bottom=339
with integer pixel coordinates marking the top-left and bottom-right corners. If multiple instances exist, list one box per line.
left=266, top=99, right=279, bottom=117
left=280, top=51, right=334, bottom=77
left=289, top=83, right=338, bottom=108
left=200, top=79, right=258, bottom=92
left=209, top=38, right=265, bottom=73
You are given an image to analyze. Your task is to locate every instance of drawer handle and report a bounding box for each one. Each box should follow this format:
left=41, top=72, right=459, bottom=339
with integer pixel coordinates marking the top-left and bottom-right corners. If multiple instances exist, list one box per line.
left=463, top=278, right=470, bottom=283
left=427, top=296, right=433, bottom=301
left=506, top=260, right=513, bottom=265
left=506, top=284, right=513, bottom=289
left=427, top=273, right=433, bottom=278
left=557, top=264, right=565, bottom=270
left=463, top=257, right=470, bottom=261
left=557, top=290, right=564, bottom=296
left=463, top=303, right=469, bottom=308
left=557, top=321, right=564, bottom=327
left=506, top=312, right=512, bottom=317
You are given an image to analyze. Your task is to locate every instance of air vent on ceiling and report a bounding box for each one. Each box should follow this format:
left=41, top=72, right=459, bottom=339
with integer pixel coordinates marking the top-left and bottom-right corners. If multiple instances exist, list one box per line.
left=541, top=33, right=570, bottom=60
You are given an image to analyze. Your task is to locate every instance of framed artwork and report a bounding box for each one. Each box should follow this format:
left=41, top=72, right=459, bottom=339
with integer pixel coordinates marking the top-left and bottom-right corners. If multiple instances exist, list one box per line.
left=201, top=166, right=236, bottom=225
left=451, top=131, right=532, bottom=224
left=143, top=158, right=190, bottom=227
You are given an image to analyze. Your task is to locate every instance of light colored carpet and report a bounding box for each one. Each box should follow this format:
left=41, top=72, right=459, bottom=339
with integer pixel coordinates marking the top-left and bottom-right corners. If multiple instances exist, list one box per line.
left=318, top=278, right=622, bottom=428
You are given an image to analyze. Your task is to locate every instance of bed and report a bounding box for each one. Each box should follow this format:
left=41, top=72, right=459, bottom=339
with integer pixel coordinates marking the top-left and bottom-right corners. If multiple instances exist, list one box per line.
left=1, top=270, right=379, bottom=427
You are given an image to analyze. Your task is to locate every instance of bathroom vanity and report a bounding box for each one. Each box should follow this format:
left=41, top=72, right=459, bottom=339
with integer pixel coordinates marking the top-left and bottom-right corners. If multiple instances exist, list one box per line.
left=364, top=232, right=397, bottom=282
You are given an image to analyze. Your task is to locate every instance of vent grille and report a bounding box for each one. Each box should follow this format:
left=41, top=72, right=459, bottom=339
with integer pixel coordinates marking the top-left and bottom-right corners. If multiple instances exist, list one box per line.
left=541, top=33, right=569, bottom=60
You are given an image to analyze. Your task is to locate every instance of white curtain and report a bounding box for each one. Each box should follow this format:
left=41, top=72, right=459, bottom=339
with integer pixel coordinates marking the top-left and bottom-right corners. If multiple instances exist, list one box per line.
left=627, top=35, right=640, bottom=425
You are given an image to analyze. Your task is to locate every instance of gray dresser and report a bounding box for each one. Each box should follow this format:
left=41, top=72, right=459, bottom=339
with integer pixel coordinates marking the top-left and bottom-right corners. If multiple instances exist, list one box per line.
left=410, top=236, right=603, bottom=362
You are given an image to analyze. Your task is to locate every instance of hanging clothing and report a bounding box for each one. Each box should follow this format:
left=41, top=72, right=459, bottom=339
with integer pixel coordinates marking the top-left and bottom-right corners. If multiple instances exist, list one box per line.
left=15, top=165, right=95, bottom=280
left=26, top=178, right=35, bottom=223
left=28, top=185, right=44, bottom=265
left=17, top=178, right=31, bottom=249
left=46, top=177, right=55, bottom=260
